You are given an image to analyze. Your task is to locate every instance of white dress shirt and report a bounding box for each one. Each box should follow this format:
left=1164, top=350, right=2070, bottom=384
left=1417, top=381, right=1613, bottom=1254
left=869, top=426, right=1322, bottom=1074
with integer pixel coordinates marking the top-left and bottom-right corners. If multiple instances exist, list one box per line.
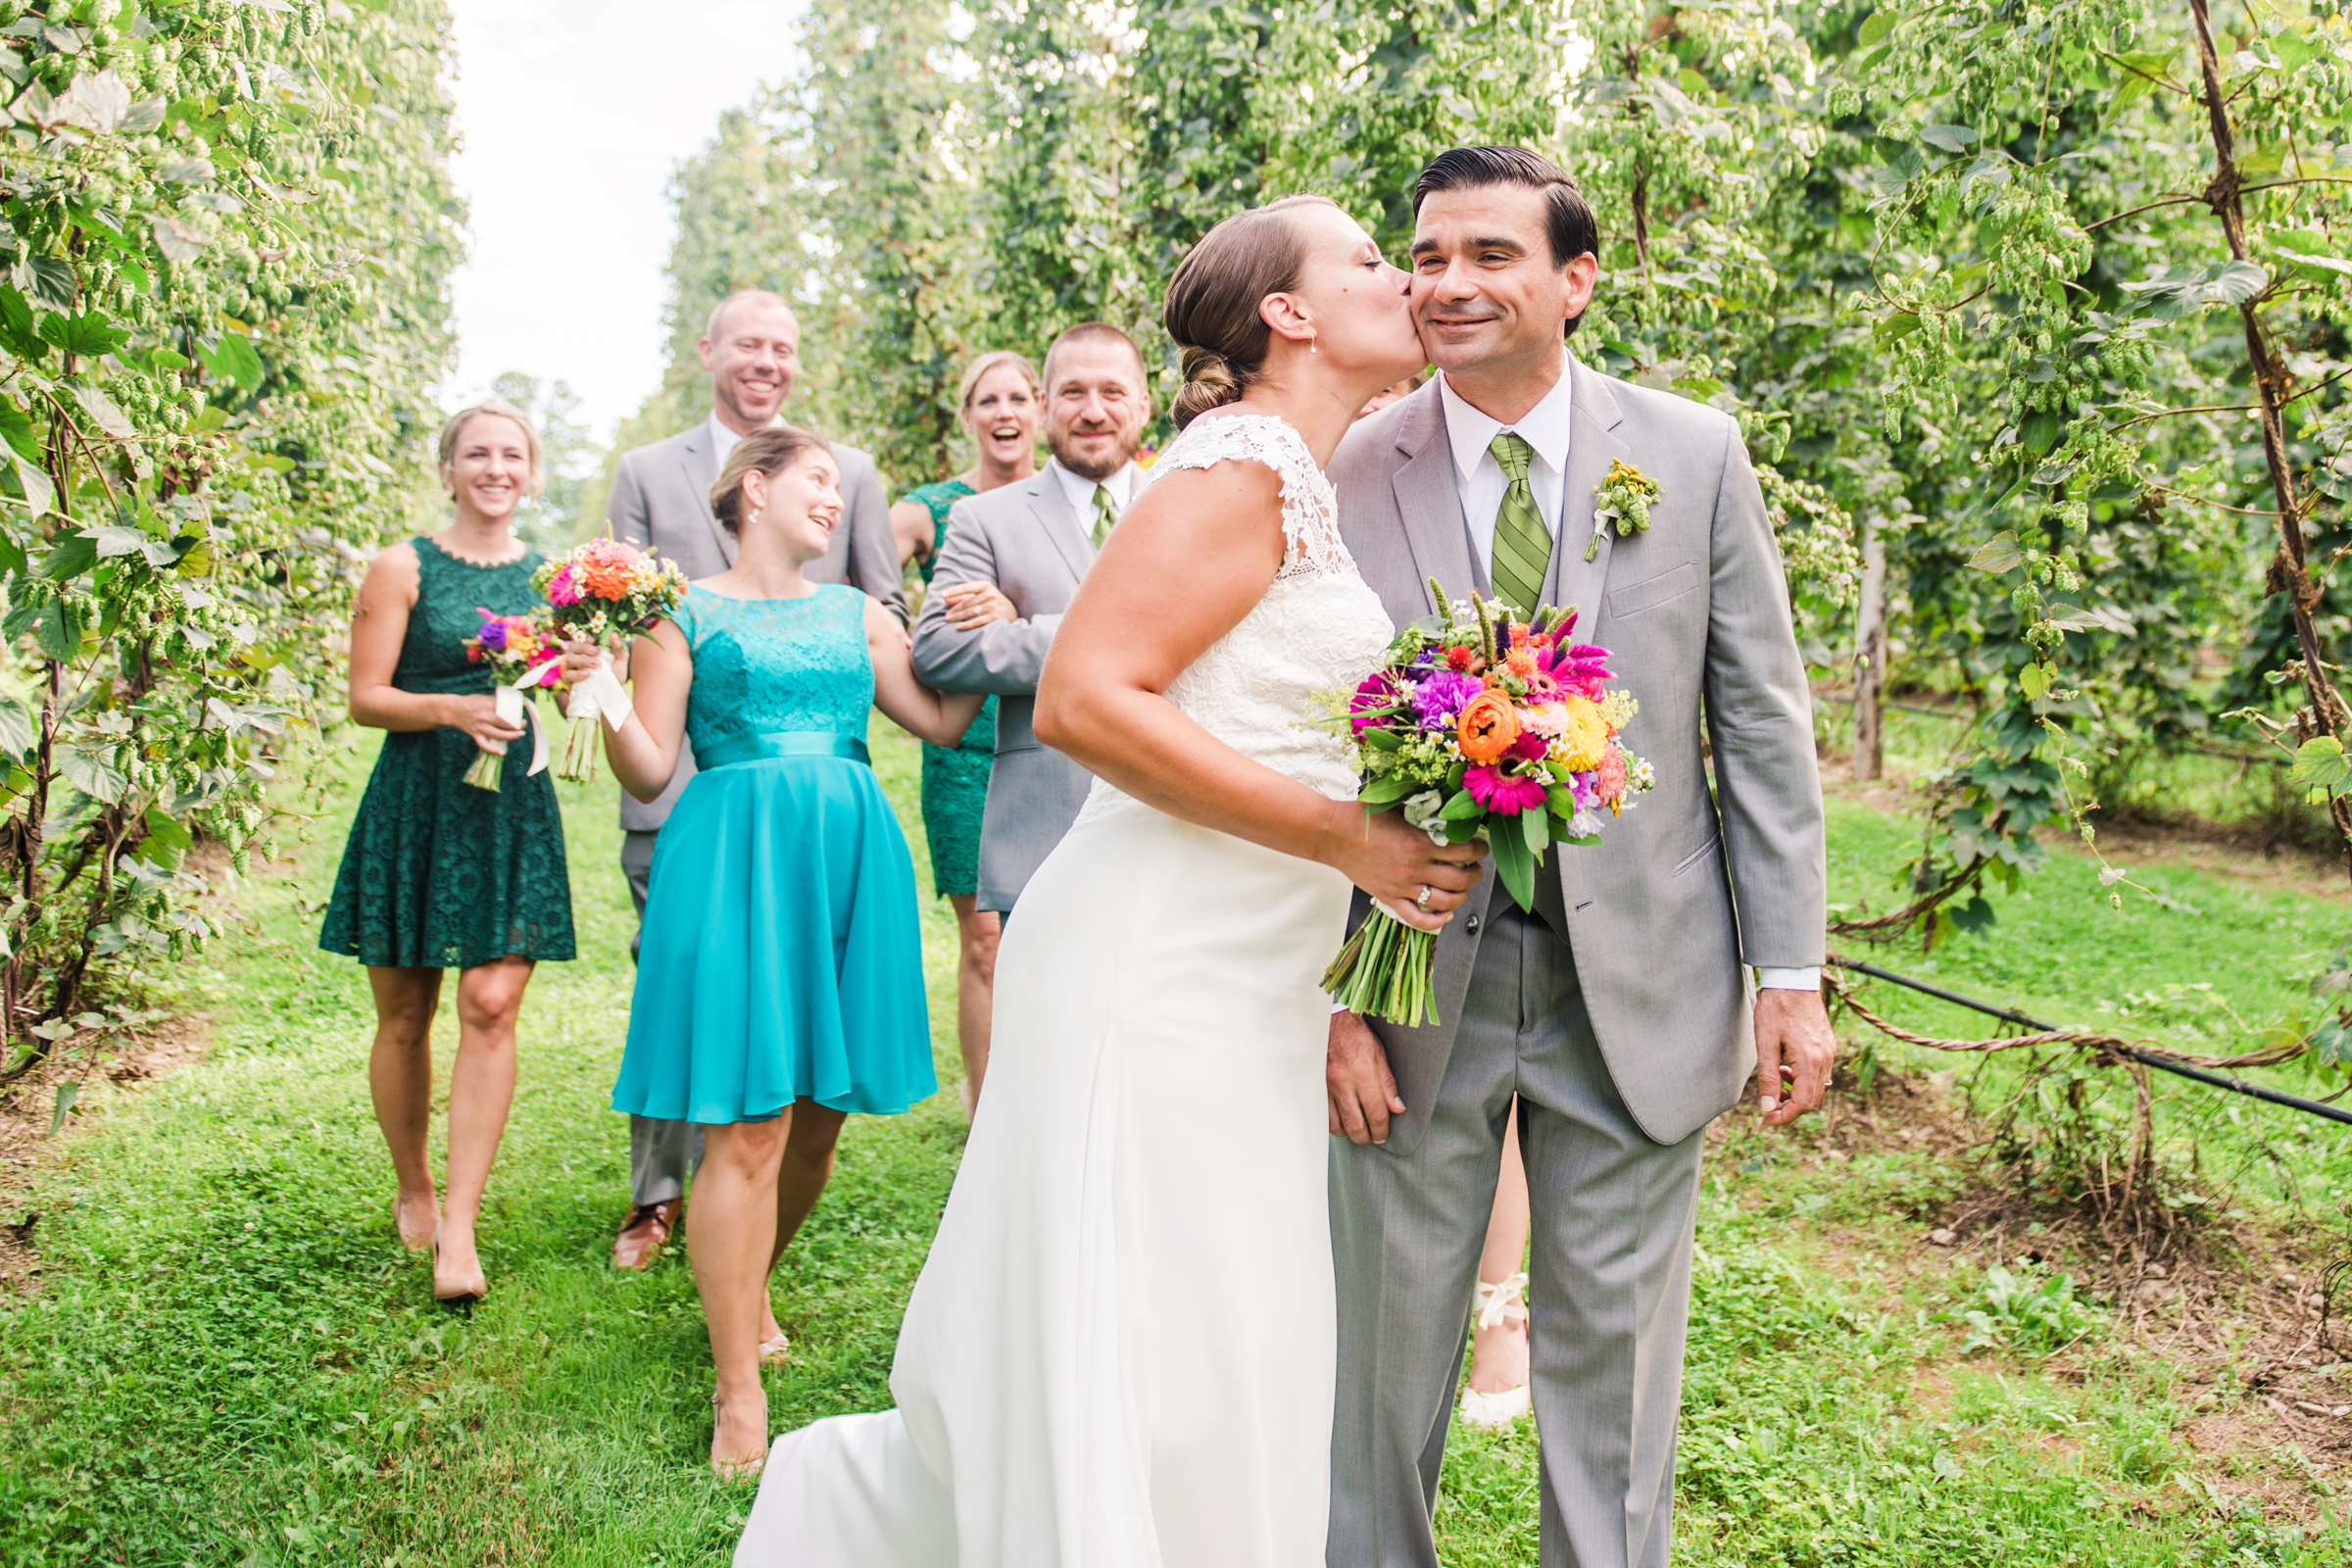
left=1439, top=367, right=1576, bottom=568
left=1048, top=457, right=1140, bottom=552
left=707, top=412, right=784, bottom=468
left=1431, top=369, right=1817, bottom=996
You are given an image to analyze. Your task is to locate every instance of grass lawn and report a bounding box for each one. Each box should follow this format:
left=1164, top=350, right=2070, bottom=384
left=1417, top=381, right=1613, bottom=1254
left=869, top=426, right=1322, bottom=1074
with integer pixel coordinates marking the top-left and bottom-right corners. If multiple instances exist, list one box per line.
left=2, top=715, right=2350, bottom=1564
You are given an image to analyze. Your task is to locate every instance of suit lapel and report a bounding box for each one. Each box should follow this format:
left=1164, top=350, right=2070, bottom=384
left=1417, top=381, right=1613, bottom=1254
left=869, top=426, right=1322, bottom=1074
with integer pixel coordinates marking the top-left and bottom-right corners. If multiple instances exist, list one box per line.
left=680, top=427, right=737, bottom=567
left=1031, top=474, right=1093, bottom=584
left=1548, top=357, right=1631, bottom=640
left=1391, top=392, right=1477, bottom=615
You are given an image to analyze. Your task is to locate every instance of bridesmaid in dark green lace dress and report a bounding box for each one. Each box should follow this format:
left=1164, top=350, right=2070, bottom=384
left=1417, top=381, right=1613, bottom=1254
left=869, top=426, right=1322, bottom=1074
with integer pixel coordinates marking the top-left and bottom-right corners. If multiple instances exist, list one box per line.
left=886, top=350, right=1041, bottom=1114
left=319, top=401, right=576, bottom=1305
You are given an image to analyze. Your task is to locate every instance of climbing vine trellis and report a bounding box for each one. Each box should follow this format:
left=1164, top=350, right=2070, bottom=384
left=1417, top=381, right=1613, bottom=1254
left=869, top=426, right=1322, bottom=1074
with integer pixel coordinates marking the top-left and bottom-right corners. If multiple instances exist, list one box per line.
left=0, top=0, right=457, bottom=1067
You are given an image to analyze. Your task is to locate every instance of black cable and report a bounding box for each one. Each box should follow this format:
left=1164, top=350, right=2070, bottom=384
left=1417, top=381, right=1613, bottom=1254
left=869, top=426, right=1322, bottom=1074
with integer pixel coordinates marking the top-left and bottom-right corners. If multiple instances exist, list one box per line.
left=1825, top=956, right=2352, bottom=1129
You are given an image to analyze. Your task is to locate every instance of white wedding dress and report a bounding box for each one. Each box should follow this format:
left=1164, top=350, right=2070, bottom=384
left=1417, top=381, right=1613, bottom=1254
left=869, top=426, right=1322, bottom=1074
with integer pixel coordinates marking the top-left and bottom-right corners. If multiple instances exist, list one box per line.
left=736, top=412, right=1394, bottom=1568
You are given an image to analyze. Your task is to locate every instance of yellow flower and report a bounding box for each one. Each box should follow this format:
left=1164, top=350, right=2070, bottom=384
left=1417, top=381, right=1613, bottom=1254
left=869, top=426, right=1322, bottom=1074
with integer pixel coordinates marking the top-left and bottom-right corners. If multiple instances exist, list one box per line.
left=1552, top=695, right=1609, bottom=772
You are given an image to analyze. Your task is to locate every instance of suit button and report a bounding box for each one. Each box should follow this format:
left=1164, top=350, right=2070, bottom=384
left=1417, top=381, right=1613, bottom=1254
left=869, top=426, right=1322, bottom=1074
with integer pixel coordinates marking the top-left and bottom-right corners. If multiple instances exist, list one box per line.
left=1465, top=914, right=1482, bottom=936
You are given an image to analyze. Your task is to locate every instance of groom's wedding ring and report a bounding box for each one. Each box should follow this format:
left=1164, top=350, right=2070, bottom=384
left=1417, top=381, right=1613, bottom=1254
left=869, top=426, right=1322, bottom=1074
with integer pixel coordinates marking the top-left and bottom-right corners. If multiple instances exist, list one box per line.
left=1416, top=884, right=1436, bottom=910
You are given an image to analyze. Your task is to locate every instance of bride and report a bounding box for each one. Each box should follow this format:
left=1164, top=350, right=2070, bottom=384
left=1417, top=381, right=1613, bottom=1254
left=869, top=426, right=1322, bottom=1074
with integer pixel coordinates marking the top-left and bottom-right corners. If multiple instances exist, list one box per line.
left=738, top=195, right=1482, bottom=1566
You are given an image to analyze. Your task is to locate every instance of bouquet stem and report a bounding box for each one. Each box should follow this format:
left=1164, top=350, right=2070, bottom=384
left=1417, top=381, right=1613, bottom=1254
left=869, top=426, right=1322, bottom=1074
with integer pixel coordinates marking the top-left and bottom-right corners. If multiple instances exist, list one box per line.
left=556, top=688, right=602, bottom=785
left=463, top=743, right=505, bottom=792
left=1322, top=902, right=1440, bottom=1027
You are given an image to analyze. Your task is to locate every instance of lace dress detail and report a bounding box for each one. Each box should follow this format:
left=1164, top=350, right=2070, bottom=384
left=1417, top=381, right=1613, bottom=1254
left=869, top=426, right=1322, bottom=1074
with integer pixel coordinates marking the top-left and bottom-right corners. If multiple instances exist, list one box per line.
left=1083, top=412, right=1393, bottom=812
left=671, top=584, right=872, bottom=753
left=318, top=535, right=576, bottom=968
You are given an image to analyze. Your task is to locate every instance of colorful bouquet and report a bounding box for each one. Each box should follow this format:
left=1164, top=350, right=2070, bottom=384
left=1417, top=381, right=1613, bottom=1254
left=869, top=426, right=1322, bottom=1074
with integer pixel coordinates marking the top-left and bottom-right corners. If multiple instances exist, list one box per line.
left=461, top=608, right=563, bottom=791
left=532, top=537, right=690, bottom=781
left=1323, top=580, right=1653, bottom=1025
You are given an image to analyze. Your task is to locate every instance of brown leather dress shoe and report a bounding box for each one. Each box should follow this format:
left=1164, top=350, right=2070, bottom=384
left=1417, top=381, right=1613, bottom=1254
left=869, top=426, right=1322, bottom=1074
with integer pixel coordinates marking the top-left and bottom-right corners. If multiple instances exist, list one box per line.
left=612, top=1199, right=682, bottom=1270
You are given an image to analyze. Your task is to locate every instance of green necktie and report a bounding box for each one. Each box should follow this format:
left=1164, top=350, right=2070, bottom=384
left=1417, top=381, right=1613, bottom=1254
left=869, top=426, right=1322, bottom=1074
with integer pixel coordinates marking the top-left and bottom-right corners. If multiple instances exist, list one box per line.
left=1091, top=484, right=1118, bottom=549
left=1488, top=431, right=1550, bottom=622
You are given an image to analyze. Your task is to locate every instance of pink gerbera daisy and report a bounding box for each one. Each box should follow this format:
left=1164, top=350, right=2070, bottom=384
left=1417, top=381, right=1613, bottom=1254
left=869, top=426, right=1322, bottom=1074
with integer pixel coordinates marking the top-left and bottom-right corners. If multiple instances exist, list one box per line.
left=1464, top=764, right=1548, bottom=814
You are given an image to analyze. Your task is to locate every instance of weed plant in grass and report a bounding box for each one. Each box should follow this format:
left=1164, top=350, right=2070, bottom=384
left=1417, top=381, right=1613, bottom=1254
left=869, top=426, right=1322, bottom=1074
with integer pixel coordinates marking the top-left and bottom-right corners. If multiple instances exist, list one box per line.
left=3, top=719, right=2350, bottom=1563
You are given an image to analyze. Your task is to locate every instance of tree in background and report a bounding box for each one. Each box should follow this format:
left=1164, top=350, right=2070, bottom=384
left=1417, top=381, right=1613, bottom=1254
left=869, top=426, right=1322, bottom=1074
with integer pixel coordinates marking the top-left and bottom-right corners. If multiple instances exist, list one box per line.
left=0, top=0, right=460, bottom=1066
left=487, top=372, right=596, bottom=551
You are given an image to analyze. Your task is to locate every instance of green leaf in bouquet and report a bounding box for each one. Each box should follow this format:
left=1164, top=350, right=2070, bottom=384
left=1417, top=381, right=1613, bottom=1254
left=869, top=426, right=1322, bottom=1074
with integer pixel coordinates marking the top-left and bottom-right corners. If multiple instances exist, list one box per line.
left=1444, top=818, right=1484, bottom=846
left=1360, top=774, right=1417, bottom=807
left=1491, top=811, right=1537, bottom=911
left=1446, top=760, right=1466, bottom=791
left=1440, top=788, right=1481, bottom=820
left=1359, top=726, right=1401, bottom=752
left=1545, top=783, right=1580, bottom=817
left=1521, top=805, right=1549, bottom=858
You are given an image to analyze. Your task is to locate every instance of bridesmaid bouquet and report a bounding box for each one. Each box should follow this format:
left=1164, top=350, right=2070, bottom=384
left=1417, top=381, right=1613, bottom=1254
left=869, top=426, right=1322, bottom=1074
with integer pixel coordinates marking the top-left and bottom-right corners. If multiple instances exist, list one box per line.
left=462, top=609, right=563, bottom=791
left=534, top=538, right=690, bottom=781
left=1322, top=581, right=1652, bottom=1026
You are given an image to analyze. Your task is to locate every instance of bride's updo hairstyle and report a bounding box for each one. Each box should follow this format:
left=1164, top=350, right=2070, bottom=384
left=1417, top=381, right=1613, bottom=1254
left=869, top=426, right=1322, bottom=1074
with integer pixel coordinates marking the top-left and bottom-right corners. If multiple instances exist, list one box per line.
left=710, top=425, right=829, bottom=535
left=1163, top=194, right=1344, bottom=430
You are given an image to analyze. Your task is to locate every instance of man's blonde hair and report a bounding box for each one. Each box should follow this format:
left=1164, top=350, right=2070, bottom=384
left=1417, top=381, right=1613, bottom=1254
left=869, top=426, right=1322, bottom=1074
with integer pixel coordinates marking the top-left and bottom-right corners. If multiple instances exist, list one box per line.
left=704, top=289, right=797, bottom=344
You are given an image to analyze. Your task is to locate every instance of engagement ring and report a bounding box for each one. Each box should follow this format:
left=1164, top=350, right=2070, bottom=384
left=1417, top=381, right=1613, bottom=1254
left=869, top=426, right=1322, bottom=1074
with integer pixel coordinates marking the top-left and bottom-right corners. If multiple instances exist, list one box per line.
left=1416, top=885, right=1436, bottom=910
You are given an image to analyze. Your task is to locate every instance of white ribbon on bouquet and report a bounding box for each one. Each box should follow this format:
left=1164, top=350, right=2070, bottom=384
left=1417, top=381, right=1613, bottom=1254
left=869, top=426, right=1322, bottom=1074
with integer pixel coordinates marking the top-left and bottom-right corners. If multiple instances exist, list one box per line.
left=480, top=670, right=553, bottom=775
left=564, top=650, right=634, bottom=733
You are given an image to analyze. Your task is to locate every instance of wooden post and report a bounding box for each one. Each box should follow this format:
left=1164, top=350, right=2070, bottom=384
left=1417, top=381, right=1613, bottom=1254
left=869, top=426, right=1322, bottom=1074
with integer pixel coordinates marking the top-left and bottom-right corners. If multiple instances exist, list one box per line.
left=1852, top=515, right=1886, bottom=781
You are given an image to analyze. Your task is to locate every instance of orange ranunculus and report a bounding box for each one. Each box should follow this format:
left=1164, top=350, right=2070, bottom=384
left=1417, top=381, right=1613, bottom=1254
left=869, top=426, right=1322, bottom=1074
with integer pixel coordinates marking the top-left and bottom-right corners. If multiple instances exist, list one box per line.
left=1456, top=689, right=1521, bottom=763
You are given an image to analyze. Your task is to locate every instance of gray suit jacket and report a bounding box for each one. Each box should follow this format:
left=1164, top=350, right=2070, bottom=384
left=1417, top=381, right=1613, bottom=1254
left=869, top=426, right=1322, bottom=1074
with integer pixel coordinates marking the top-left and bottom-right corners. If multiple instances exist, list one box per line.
left=1332, top=363, right=1826, bottom=1151
left=605, top=420, right=908, bottom=833
left=910, top=470, right=1099, bottom=913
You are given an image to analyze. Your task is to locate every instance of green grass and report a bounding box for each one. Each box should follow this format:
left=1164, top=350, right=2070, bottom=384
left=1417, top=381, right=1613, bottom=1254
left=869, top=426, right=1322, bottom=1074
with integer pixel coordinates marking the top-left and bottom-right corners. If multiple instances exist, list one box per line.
left=4, top=715, right=2352, bottom=1564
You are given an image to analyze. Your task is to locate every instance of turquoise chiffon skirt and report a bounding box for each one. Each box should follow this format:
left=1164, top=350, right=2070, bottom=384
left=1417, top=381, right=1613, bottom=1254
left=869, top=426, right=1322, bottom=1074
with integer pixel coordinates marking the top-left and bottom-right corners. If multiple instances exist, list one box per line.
left=612, top=753, right=936, bottom=1123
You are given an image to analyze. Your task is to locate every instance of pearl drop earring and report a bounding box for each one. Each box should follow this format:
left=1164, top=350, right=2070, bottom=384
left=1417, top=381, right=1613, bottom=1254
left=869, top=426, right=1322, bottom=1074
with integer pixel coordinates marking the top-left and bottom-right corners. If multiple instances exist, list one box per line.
left=750, top=508, right=763, bottom=528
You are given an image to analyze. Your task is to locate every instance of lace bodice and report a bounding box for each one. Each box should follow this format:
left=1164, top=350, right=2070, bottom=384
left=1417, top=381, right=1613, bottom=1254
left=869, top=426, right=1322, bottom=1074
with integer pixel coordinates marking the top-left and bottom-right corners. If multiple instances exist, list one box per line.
left=397, top=536, right=547, bottom=696
left=1089, top=413, right=1393, bottom=808
left=672, top=583, right=873, bottom=756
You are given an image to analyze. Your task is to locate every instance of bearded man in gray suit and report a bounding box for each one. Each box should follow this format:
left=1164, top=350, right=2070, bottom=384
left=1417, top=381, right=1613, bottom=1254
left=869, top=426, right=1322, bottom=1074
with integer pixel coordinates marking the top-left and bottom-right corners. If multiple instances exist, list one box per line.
left=599, top=288, right=908, bottom=1270
left=1324, top=147, right=1838, bottom=1568
left=912, top=322, right=1149, bottom=935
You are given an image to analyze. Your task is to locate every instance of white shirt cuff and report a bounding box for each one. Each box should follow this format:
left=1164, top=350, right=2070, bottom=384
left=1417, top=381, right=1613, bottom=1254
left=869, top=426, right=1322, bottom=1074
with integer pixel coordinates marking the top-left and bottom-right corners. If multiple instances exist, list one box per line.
left=1757, top=966, right=1821, bottom=992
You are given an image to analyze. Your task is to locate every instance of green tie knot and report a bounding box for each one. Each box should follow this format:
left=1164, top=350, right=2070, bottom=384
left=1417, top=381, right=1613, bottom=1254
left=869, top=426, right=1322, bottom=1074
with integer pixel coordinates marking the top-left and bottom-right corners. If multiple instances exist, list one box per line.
left=1091, top=484, right=1118, bottom=548
left=1489, top=430, right=1534, bottom=482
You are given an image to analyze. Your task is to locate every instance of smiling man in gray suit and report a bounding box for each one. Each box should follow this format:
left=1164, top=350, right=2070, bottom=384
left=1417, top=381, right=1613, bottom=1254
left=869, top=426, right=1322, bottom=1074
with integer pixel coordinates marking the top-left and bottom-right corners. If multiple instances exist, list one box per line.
left=1325, top=148, right=1837, bottom=1568
left=912, top=322, right=1148, bottom=934
left=599, top=288, right=908, bottom=1271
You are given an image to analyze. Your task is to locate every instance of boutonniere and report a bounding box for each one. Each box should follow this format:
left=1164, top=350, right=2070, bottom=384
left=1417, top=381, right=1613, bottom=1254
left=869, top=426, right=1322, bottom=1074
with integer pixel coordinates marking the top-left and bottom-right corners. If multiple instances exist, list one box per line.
left=1586, top=459, right=1660, bottom=563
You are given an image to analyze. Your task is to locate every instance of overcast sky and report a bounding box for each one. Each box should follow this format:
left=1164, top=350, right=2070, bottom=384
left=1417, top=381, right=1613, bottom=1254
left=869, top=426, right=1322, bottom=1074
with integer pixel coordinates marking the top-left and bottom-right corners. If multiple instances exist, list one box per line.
left=444, top=0, right=808, bottom=437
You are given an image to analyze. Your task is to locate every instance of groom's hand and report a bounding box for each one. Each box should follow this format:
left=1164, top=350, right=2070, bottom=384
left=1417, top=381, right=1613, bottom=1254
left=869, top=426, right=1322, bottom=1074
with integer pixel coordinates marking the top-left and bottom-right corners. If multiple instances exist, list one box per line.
left=1754, top=987, right=1837, bottom=1127
left=1328, top=1011, right=1406, bottom=1146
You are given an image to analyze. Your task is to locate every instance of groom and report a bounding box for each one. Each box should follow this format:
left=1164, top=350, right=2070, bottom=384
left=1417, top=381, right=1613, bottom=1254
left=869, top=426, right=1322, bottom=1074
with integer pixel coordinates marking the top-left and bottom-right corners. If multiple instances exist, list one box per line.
left=1326, top=147, right=1836, bottom=1567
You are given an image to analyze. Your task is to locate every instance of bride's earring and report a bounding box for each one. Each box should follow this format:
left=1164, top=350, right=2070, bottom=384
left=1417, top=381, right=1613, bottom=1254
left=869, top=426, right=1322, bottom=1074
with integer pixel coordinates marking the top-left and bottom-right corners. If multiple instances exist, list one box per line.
left=749, top=508, right=763, bottom=528
left=1308, top=331, right=1318, bottom=356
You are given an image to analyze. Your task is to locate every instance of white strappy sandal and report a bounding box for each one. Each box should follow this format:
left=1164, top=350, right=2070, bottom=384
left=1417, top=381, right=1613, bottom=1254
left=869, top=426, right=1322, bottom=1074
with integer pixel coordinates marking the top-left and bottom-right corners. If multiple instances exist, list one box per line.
left=1458, top=1271, right=1532, bottom=1430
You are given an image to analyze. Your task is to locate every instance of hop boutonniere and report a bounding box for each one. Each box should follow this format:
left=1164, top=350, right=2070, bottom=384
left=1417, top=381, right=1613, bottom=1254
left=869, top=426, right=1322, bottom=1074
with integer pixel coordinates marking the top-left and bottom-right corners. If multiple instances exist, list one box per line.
left=1586, top=459, right=1661, bottom=563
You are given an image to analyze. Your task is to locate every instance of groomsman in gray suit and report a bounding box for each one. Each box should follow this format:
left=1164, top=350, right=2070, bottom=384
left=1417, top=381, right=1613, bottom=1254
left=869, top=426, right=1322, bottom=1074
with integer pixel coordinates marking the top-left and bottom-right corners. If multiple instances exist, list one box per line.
left=1325, top=147, right=1837, bottom=1567
left=913, top=322, right=1149, bottom=918
left=600, top=288, right=908, bottom=1270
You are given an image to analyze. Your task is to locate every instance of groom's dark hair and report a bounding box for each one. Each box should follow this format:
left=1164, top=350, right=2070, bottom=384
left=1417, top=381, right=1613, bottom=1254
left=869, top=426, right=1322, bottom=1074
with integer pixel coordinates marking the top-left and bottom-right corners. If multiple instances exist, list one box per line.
left=1413, top=147, right=1598, bottom=335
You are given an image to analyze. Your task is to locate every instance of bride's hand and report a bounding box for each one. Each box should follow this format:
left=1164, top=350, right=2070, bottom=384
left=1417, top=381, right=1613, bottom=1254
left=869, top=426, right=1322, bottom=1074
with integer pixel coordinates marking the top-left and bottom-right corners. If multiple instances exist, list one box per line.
left=1333, top=808, right=1484, bottom=933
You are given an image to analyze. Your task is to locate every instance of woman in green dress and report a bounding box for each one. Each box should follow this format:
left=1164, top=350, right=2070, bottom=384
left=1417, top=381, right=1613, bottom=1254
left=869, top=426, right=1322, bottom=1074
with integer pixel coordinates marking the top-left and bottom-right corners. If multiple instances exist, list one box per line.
left=319, top=400, right=577, bottom=1305
left=888, top=350, right=1039, bottom=1114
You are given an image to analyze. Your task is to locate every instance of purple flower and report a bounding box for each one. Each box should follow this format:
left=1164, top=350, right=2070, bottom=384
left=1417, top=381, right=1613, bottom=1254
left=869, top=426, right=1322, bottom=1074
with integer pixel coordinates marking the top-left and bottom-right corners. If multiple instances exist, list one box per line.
left=1412, top=671, right=1483, bottom=731
left=474, top=608, right=509, bottom=652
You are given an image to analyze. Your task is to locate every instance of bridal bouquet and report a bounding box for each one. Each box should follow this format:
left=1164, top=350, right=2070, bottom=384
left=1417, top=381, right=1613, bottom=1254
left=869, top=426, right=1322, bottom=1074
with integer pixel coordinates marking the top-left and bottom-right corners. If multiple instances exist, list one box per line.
left=462, top=609, right=564, bottom=791
left=534, top=537, right=689, bottom=781
left=1323, top=581, right=1652, bottom=1025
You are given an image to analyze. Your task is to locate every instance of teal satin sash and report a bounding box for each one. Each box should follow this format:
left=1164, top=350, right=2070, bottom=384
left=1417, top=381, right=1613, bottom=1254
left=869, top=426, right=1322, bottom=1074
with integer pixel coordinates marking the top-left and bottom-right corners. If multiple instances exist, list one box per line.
left=697, top=731, right=872, bottom=770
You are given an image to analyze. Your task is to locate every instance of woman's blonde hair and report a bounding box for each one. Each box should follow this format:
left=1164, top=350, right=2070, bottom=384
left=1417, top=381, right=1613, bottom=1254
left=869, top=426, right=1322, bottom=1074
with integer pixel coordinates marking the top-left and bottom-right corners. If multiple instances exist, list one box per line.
left=436, top=401, right=544, bottom=496
left=956, top=349, right=1041, bottom=412
left=710, top=425, right=832, bottom=536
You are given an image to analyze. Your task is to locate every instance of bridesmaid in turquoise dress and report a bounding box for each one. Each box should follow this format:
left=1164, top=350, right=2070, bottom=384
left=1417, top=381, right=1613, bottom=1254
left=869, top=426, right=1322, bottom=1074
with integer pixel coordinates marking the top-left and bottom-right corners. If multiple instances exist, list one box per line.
left=886, top=349, right=1040, bottom=1114
left=578, top=424, right=981, bottom=1479
left=320, top=401, right=576, bottom=1307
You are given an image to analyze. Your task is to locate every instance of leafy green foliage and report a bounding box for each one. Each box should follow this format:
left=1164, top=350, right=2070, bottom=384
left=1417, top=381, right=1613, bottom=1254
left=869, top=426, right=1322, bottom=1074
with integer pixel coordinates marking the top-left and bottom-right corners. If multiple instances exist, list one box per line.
left=0, top=0, right=457, bottom=1055
left=1943, top=1262, right=2106, bottom=1354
